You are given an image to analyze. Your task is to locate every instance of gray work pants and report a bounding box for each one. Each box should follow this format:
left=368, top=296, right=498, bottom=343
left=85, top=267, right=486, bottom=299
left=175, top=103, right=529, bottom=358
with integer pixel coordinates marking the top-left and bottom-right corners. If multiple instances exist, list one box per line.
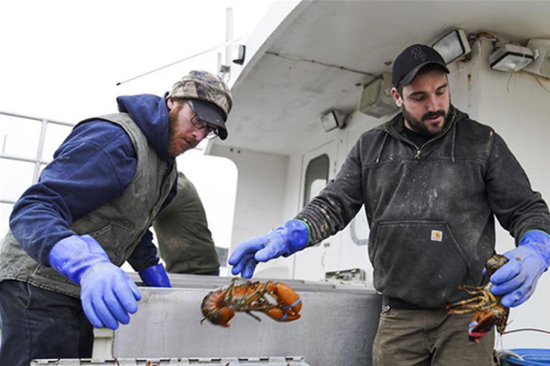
left=373, top=306, right=495, bottom=366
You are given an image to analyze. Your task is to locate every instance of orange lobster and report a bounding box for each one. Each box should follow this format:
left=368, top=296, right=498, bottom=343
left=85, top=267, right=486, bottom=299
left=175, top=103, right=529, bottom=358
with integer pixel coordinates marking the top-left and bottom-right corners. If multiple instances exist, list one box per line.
left=446, top=254, right=510, bottom=342
left=200, top=278, right=302, bottom=327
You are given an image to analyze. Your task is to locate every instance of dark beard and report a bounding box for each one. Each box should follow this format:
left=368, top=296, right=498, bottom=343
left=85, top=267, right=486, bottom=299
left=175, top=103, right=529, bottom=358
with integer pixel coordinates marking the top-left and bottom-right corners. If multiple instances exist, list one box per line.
left=167, top=106, right=179, bottom=157
left=402, top=105, right=448, bottom=137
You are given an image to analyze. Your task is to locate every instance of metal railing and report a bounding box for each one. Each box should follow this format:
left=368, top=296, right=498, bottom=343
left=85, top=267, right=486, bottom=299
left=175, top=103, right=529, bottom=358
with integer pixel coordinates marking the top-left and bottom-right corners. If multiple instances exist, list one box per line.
left=0, top=111, right=73, bottom=205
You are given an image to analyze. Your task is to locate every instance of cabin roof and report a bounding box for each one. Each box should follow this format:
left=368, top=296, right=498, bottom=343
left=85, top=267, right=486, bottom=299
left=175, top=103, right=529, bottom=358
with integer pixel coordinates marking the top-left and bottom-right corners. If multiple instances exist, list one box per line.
left=214, top=0, right=550, bottom=156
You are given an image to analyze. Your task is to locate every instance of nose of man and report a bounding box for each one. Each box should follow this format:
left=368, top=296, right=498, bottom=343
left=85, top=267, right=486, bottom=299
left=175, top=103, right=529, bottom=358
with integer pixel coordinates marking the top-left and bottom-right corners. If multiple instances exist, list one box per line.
left=193, top=127, right=209, bottom=141
left=424, top=94, right=441, bottom=112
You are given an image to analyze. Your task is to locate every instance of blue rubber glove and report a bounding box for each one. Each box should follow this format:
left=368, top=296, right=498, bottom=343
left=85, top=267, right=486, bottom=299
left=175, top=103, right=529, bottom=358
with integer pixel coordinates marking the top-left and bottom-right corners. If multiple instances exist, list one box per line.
left=228, top=220, right=309, bottom=278
left=138, top=263, right=172, bottom=287
left=490, top=230, right=550, bottom=307
left=49, top=235, right=142, bottom=330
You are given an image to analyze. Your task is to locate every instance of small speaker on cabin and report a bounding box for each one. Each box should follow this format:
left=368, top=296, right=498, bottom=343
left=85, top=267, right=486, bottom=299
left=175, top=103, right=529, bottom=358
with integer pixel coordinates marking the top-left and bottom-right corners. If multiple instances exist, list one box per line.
left=359, top=73, right=399, bottom=119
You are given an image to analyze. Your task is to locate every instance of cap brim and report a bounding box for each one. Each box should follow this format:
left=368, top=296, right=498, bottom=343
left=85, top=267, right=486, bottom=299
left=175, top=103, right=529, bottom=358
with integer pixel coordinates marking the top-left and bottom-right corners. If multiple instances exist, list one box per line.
left=400, top=61, right=450, bottom=86
left=191, top=99, right=228, bottom=140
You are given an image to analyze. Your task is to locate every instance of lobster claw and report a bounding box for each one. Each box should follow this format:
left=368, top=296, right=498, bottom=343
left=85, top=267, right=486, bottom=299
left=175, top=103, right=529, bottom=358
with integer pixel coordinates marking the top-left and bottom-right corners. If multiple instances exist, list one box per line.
left=265, top=281, right=303, bottom=320
left=265, top=307, right=301, bottom=322
left=467, top=312, right=493, bottom=343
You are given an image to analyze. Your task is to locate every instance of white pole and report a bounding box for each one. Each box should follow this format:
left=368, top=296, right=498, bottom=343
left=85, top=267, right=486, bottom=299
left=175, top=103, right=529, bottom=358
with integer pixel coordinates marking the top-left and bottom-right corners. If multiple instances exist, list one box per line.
left=225, top=8, right=234, bottom=66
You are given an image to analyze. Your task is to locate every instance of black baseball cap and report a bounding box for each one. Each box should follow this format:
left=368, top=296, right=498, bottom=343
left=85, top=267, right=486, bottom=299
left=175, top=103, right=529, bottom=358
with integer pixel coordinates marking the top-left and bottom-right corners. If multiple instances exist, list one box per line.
left=392, top=44, right=449, bottom=88
left=188, top=99, right=228, bottom=140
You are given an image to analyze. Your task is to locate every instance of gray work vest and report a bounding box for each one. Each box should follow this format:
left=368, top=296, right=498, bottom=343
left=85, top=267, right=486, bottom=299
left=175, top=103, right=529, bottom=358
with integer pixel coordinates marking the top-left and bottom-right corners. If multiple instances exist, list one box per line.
left=0, top=113, right=177, bottom=298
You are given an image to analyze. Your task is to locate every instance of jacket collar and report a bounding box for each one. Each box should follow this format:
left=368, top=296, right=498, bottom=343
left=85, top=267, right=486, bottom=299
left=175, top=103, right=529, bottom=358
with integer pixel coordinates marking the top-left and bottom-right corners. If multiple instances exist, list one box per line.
left=381, top=105, right=464, bottom=139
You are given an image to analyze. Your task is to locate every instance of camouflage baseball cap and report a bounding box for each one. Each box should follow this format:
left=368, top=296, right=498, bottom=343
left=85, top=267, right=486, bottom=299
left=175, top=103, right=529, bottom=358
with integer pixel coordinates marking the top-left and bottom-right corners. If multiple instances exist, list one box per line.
left=168, top=70, right=233, bottom=140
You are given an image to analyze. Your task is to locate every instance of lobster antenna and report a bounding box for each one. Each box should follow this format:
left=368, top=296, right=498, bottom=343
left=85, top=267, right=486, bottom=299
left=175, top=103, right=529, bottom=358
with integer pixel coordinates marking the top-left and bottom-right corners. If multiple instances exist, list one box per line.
left=244, top=311, right=263, bottom=322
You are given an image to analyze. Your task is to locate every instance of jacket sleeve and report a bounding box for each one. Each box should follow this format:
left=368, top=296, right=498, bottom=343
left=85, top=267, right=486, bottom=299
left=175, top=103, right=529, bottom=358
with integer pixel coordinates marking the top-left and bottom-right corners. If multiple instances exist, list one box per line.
left=127, top=229, right=160, bottom=271
left=485, top=132, right=550, bottom=241
left=9, top=120, right=137, bottom=265
left=295, top=139, right=365, bottom=245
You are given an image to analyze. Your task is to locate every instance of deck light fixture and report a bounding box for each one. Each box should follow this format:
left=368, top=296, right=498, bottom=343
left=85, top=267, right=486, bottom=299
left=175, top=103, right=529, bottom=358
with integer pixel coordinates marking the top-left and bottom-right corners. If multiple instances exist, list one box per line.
left=233, top=45, right=246, bottom=65
left=359, top=73, right=399, bottom=118
left=432, top=29, right=471, bottom=64
left=320, top=110, right=346, bottom=132
left=489, top=44, right=536, bottom=72
left=523, top=39, right=550, bottom=77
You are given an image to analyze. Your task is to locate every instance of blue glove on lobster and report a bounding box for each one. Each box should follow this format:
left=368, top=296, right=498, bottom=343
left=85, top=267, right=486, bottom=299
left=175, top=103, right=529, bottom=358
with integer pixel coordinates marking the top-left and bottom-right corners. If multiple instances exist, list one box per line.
left=228, top=220, right=309, bottom=279
left=490, top=230, right=550, bottom=307
left=49, top=234, right=142, bottom=330
left=138, top=263, right=172, bottom=287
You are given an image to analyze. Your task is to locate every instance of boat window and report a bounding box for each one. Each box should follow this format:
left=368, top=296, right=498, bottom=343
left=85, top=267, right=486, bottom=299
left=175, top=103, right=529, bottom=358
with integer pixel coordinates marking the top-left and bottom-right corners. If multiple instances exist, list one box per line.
left=173, top=149, right=238, bottom=277
left=303, top=154, right=329, bottom=208
left=350, top=206, right=369, bottom=246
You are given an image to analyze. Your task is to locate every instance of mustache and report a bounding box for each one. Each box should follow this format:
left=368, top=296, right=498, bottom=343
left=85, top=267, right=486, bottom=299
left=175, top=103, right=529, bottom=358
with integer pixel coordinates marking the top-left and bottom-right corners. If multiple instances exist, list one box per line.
left=422, top=110, right=445, bottom=121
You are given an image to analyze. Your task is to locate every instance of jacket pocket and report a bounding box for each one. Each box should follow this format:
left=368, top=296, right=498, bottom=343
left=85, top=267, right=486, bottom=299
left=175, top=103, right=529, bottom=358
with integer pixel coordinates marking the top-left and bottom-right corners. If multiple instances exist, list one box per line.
left=86, top=222, right=136, bottom=266
left=33, top=263, right=75, bottom=287
left=370, top=220, right=471, bottom=307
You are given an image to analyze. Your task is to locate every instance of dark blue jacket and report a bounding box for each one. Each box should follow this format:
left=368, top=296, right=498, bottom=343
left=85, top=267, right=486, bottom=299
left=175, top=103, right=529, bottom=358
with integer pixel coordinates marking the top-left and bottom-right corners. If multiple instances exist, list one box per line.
left=10, top=94, right=176, bottom=270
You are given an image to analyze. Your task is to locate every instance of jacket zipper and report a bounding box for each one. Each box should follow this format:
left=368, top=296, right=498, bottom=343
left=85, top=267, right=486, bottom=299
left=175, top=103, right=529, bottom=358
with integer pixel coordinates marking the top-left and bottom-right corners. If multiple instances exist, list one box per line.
left=386, top=111, right=457, bottom=160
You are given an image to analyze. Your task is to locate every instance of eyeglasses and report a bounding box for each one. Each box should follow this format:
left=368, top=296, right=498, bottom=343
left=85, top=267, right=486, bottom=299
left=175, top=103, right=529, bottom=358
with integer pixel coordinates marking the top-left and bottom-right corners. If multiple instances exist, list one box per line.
left=187, top=101, right=220, bottom=140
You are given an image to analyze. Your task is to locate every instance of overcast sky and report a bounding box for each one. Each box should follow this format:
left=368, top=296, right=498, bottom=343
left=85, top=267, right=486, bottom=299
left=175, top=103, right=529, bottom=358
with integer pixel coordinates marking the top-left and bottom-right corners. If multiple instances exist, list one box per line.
left=0, top=0, right=274, bottom=121
left=0, top=0, right=276, bottom=254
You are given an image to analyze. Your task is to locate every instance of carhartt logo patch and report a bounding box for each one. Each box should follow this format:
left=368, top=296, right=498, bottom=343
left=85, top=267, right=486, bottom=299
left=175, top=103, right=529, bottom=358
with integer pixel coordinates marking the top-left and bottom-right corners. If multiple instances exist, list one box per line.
left=431, top=230, right=443, bottom=242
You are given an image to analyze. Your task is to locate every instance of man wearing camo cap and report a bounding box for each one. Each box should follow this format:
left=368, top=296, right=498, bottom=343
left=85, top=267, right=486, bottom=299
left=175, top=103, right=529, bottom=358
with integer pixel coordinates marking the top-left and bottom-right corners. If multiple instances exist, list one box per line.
left=0, top=70, right=233, bottom=365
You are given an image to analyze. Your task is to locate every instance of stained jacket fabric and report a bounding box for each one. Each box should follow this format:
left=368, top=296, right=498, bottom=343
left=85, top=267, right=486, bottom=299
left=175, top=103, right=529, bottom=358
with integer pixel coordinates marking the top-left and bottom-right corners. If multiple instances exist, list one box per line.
left=296, top=106, right=550, bottom=308
left=0, top=94, right=177, bottom=297
left=153, top=171, right=220, bottom=274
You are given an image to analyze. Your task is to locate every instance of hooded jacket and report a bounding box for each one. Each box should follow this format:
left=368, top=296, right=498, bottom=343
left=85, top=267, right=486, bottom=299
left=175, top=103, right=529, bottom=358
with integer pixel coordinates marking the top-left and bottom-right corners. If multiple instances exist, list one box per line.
left=153, top=171, right=220, bottom=274
left=296, top=106, right=550, bottom=308
left=6, top=94, right=176, bottom=273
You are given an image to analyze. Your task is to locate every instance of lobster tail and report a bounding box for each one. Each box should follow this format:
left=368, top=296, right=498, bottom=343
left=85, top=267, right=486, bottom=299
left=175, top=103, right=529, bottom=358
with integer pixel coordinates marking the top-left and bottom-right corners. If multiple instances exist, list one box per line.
left=201, top=288, right=236, bottom=327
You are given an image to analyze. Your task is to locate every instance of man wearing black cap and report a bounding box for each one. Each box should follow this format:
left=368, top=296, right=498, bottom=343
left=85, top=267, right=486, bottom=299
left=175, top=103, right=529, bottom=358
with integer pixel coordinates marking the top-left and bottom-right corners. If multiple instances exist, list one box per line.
left=0, top=70, right=232, bottom=365
left=228, top=44, right=550, bottom=365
